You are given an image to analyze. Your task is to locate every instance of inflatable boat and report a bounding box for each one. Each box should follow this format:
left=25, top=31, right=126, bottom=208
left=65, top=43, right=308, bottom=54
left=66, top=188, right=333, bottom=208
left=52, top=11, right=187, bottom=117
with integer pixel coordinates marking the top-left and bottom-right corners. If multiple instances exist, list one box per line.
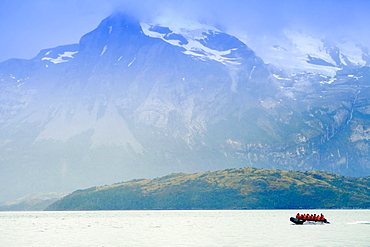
left=290, top=217, right=329, bottom=225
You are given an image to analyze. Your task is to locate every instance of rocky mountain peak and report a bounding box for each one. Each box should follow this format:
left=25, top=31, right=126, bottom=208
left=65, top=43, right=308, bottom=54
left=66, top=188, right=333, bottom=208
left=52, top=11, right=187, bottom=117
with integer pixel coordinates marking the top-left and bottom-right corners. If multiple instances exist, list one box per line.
left=1, top=13, right=370, bottom=204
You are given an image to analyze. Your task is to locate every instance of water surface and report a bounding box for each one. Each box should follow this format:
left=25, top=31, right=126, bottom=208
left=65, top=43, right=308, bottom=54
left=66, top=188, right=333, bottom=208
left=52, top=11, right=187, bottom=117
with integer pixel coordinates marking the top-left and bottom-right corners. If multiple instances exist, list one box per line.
left=0, top=210, right=368, bottom=246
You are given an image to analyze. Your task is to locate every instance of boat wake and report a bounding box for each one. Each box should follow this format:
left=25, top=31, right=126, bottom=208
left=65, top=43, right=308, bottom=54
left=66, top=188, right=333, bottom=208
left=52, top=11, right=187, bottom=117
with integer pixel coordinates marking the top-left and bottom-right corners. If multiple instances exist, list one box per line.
left=347, top=221, right=370, bottom=225
left=302, top=221, right=327, bottom=225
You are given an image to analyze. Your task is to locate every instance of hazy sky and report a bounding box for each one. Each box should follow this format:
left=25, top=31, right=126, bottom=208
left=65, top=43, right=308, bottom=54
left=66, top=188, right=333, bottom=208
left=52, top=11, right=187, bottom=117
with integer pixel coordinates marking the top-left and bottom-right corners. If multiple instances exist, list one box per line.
left=1, top=0, right=369, bottom=62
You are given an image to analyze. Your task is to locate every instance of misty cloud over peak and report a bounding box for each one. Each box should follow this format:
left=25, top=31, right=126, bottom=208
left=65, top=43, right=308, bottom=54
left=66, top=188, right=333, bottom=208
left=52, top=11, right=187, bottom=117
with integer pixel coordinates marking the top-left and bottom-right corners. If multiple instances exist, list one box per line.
left=1, top=0, right=369, bottom=62
left=109, top=0, right=370, bottom=49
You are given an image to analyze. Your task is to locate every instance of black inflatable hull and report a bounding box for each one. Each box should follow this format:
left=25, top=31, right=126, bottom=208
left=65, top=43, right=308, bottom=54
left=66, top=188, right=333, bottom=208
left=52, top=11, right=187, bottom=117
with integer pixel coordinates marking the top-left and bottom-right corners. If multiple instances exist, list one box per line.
left=290, top=217, right=329, bottom=225
left=290, top=217, right=305, bottom=224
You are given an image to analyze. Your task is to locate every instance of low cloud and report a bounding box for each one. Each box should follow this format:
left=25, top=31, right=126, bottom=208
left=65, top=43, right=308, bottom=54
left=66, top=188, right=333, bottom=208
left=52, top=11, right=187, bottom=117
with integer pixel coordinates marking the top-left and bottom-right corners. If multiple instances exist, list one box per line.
left=112, top=0, right=370, bottom=44
left=1, top=0, right=369, bottom=62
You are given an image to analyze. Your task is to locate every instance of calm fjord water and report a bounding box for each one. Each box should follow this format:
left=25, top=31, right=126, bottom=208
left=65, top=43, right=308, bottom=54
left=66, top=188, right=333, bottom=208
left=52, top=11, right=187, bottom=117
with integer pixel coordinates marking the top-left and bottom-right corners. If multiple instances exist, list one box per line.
left=0, top=210, right=369, bottom=247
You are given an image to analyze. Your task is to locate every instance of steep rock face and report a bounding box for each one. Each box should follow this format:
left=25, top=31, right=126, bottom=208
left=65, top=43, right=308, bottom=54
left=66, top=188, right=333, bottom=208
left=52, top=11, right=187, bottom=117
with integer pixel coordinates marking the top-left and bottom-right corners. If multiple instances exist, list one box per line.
left=0, top=13, right=370, bottom=203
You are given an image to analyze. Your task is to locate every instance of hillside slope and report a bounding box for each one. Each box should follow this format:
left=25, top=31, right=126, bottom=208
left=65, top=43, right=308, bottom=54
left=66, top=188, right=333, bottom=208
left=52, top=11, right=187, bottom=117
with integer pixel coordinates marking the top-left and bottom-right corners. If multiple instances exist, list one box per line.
left=46, top=168, right=370, bottom=210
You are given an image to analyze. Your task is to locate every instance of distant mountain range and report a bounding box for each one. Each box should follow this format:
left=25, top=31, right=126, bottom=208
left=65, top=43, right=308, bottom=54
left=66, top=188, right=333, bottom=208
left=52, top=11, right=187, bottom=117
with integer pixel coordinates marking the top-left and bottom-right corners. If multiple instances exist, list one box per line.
left=1, top=12, right=370, bottom=204
left=46, top=168, right=370, bottom=210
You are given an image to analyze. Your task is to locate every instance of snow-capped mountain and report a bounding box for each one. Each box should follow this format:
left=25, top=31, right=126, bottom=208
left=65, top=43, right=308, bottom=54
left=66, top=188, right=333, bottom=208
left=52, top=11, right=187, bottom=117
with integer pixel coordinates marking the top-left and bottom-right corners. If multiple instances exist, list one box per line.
left=239, top=29, right=369, bottom=77
left=1, top=13, right=370, bottom=204
left=141, top=22, right=245, bottom=66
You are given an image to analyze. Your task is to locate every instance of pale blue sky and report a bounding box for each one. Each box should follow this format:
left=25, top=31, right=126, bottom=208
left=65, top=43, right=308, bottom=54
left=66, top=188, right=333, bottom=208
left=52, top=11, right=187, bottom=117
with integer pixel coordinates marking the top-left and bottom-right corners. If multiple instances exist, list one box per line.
left=1, top=0, right=369, bottom=62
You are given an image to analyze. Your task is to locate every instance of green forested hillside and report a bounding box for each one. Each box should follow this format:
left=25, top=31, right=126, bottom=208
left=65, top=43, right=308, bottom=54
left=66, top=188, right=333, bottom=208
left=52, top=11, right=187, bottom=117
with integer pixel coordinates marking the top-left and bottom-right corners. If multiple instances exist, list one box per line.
left=46, top=168, right=370, bottom=210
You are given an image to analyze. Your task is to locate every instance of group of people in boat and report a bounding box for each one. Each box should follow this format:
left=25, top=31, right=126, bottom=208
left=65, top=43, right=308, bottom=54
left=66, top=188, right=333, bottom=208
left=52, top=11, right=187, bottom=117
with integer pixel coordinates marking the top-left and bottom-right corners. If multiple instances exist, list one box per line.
left=295, top=213, right=326, bottom=222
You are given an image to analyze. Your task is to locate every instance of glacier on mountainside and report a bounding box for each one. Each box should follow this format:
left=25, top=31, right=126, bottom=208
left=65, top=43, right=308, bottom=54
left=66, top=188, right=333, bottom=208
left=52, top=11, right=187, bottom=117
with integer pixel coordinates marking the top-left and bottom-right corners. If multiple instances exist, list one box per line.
left=141, top=22, right=243, bottom=65
left=140, top=16, right=369, bottom=78
left=234, top=29, right=368, bottom=77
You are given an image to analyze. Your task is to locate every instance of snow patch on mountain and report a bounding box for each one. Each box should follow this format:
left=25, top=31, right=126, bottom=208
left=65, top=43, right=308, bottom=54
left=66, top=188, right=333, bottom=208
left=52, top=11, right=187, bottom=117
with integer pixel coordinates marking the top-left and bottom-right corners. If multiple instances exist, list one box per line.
left=272, top=74, right=291, bottom=81
left=127, top=57, right=136, bottom=67
left=141, top=21, right=242, bottom=66
left=100, top=45, right=107, bottom=56
left=42, top=51, right=78, bottom=64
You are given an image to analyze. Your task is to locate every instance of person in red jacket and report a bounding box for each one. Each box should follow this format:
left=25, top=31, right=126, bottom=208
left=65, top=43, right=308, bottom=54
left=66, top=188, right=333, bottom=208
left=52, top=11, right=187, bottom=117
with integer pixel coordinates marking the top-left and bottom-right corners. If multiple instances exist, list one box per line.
left=319, top=213, right=325, bottom=221
left=313, top=214, right=318, bottom=221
